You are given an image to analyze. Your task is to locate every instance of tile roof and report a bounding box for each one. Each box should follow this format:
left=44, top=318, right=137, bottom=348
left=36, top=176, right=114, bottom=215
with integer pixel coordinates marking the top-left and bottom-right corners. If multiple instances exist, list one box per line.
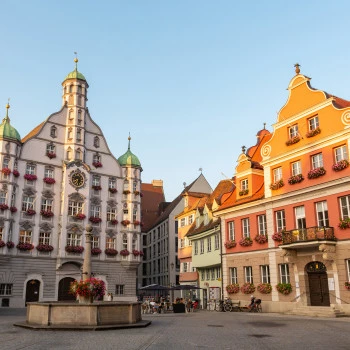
left=21, top=122, right=45, bottom=143
left=186, top=218, right=220, bottom=237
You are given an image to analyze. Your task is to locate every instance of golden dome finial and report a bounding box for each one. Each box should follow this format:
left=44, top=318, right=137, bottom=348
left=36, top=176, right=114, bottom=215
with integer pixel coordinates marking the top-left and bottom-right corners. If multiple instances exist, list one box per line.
left=294, top=63, right=301, bottom=75
left=128, top=133, right=131, bottom=150
left=5, top=98, right=10, bottom=118
left=74, top=52, right=78, bottom=70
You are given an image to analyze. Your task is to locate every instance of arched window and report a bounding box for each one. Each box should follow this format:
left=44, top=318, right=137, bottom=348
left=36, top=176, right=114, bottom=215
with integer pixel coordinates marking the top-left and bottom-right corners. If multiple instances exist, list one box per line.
left=76, top=128, right=81, bottom=141
left=76, top=148, right=82, bottom=160
left=77, top=85, right=82, bottom=94
left=77, top=110, right=82, bottom=125
left=94, top=136, right=100, bottom=148
left=69, top=85, right=73, bottom=93
left=123, top=180, right=129, bottom=191
left=67, top=128, right=73, bottom=140
left=50, top=126, right=57, bottom=138
left=66, top=147, right=72, bottom=160
left=77, top=96, right=82, bottom=106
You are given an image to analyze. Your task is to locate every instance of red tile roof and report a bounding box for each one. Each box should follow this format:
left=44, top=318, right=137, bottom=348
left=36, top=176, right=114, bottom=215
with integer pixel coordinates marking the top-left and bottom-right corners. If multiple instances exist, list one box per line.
left=21, top=122, right=45, bottom=143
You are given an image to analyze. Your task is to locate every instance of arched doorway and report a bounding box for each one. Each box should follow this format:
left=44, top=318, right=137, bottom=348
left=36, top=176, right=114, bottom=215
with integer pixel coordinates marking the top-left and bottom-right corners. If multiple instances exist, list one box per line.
left=25, top=279, right=40, bottom=305
left=58, top=277, right=76, bottom=301
left=306, top=261, right=330, bottom=306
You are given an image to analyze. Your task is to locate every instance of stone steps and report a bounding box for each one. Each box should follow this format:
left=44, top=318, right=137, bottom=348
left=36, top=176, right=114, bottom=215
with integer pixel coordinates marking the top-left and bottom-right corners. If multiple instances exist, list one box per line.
left=286, top=306, right=346, bottom=318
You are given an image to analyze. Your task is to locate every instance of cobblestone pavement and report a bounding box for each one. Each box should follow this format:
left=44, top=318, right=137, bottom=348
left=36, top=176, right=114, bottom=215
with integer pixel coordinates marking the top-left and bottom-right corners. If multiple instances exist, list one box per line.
left=1, top=308, right=349, bottom=350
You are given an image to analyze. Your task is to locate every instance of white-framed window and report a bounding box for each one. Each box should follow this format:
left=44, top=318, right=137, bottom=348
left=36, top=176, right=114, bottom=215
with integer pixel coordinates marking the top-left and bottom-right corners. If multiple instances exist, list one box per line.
left=334, top=145, right=348, bottom=163
left=41, top=198, right=53, bottom=212
left=230, top=267, right=238, bottom=284
left=308, top=115, right=319, bottom=131
left=132, top=234, right=137, bottom=251
left=291, top=161, right=301, bottom=176
left=295, top=206, right=306, bottom=229
left=92, top=176, right=100, bottom=187
left=189, top=215, right=193, bottom=225
left=228, top=221, right=235, bottom=241
left=201, top=270, right=205, bottom=281
left=340, top=195, right=350, bottom=219
left=211, top=268, right=215, bottom=280
left=311, top=153, right=323, bottom=169
left=46, top=143, right=55, bottom=153
left=90, top=205, right=100, bottom=218
left=260, top=265, right=270, bottom=283
left=183, top=262, right=188, bottom=273
left=39, top=232, right=50, bottom=245
left=107, top=207, right=117, bottom=221
left=19, top=230, right=32, bottom=243
left=0, top=227, right=3, bottom=241
left=214, top=234, right=219, bottom=250
left=0, top=284, right=13, bottom=296
left=133, top=181, right=137, bottom=192
left=273, top=167, right=282, bottom=182
left=244, top=266, right=253, bottom=283
left=207, top=237, right=212, bottom=252
left=200, top=239, right=204, bottom=254
left=279, top=264, right=290, bottom=284
left=25, top=164, right=36, bottom=175
left=123, top=180, right=129, bottom=191
left=68, top=201, right=83, bottom=216
left=44, top=167, right=54, bottom=179
left=194, top=241, right=198, bottom=255
left=205, top=269, right=209, bottom=280
left=241, top=179, right=248, bottom=191
left=258, top=214, right=267, bottom=235
left=2, top=157, right=9, bottom=169
left=50, top=126, right=57, bottom=138
left=115, top=285, right=124, bottom=295
left=0, top=191, right=6, bottom=205
left=289, top=124, right=298, bottom=138
left=67, top=233, right=81, bottom=246
left=76, top=129, right=82, bottom=141
left=106, top=237, right=116, bottom=249
left=133, top=206, right=137, bottom=222
left=180, top=218, right=186, bottom=227
left=242, top=218, right=250, bottom=238
left=275, top=210, right=286, bottom=232
left=67, top=128, right=73, bottom=139
left=93, top=153, right=101, bottom=163
left=122, top=233, right=128, bottom=250
left=108, top=178, right=116, bottom=190
left=216, top=267, right=221, bottom=279
left=22, top=196, right=34, bottom=211
left=316, top=201, right=329, bottom=227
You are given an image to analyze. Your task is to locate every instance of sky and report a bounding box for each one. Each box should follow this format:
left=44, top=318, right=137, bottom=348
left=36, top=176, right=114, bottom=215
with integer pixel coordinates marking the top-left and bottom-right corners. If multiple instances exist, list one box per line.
left=2, top=0, right=350, bottom=201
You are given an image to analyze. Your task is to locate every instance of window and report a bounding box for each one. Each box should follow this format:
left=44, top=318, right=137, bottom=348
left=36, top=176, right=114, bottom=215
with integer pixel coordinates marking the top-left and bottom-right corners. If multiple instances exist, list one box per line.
left=108, top=178, right=116, bottom=190
left=68, top=200, right=83, bottom=216
left=334, top=145, right=348, bottom=163
left=230, top=267, right=238, bottom=284
left=0, top=227, right=3, bottom=241
left=44, top=167, right=54, bottom=179
left=180, top=218, right=186, bottom=227
left=260, top=265, right=270, bottom=283
left=311, top=153, right=323, bottom=169
left=132, top=206, right=137, bottom=222
left=69, top=85, right=73, bottom=93
left=194, top=241, right=198, bottom=255
left=122, top=234, right=128, bottom=250
left=201, top=270, right=205, bottom=280
left=308, top=115, right=319, bottom=131
left=289, top=124, right=298, bottom=138
left=295, top=206, right=306, bottom=229
left=39, top=232, right=50, bottom=245
left=67, top=233, right=81, bottom=246
left=93, top=153, right=101, bottom=163
left=228, top=221, right=235, bottom=241
left=66, top=148, right=72, bottom=160
left=258, top=214, right=267, bottom=235
left=2, top=157, right=9, bottom=169
left=0, top=284, right=13, bottom=296
left=0, top=191, right=6, bottom=205
left=200, top=239, right=204, bottom=254
left=76, top=129, right=82, bottom=141
left=107, top=207, right=117, bottom=221
left=273, top=167, right=282, bottom=182
left=242, top=218, right=250, bottom=238
left=291, top=161, right=301, bottom=176
left=241, top=179, right=248, bottom=191
left=94, top=136, right=100, bottom=148
left=41, top=198, right=53, bottom=212
left=77, top=110, right=82, bottom=125
left=92, top=176, right=100, bottom=187
left=206, top=269, right=210, bottom=280
left=189, top=215, right=193, bottom=225
left=50, top=126, right=57, bottom=138
left=25, top=164, right=36, bottom=175
left=211, top=268, right=215, bottom=280
left=46, top=143, right=55, bottom=154
left=316, top=201, right=329, bottom=227
left=22, top=196, right=34, bottom=211
left=133, top=181, right=137, bottom=192
left=207, top=237, right=212, bottom=252
left=76, top=149, right=82, bottom=160
left=275, top=210, right=286, bottom=232
left=180, top=238, right=184, bottom=249
left=279, top=264, right=290, bottom=284
left=106, top=237, right=116, bottom=249
left=244, top=266, right=253, bottom=283
left=67, top=128, right=73, bottom=139
left=340, top=195, right=350, bottom=219
left=115, top=285, right=124, bottom=295
left=90, top=205, right=100, bottom=218
left=214, top=234, right=219, bottom=250
left=183, top=262, right=188, bottom=273
left=19, top=230, right=32, bottom=243
left=89, top=236, right=98, bottom=249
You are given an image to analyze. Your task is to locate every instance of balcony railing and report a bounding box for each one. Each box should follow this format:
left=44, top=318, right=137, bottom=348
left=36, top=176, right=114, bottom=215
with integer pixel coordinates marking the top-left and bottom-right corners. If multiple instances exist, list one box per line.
left=281, top=226, right=335, bottom=245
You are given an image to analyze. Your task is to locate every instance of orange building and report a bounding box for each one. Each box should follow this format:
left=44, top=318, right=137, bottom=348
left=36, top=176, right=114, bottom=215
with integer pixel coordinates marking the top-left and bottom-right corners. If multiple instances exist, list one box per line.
left=215, top=65, right=350, bottom=316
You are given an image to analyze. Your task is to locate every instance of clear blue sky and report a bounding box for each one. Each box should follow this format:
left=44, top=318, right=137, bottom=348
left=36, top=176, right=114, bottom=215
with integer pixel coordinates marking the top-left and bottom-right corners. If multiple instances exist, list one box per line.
left=2, top=0, right=350, bottom=201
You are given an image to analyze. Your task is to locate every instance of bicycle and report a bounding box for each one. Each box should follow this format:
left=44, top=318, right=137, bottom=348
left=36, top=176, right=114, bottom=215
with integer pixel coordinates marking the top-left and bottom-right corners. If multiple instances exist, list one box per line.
left=249, top=299, right=262, bottom=312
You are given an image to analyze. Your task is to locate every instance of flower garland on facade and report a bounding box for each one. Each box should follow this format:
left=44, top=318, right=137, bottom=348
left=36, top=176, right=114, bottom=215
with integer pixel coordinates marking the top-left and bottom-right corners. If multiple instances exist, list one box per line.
left=226, top=283, right=240, bottom=294
left=133, top=220, right=141, bottom=226
left=105, top=248, right=118, bottom=256
left=43, top=177, right=56, bottom=184
left=134, top=190, right=140, bottom=195
left=307, top=167, right=326, bottom=179
left=270, top=179, right=284, bottom=190
left=16, top=242, right=34, bottom=251
left=276, top=283, right=292, bottom=295
left=132, top=249, right=140, bottom=256
left=40, top=210, right=54, bottom=217
left=36, top=243, right=54, bottom=252
left=224, top=240, right=237, bottom=249
left=109, top=219, right=118, bottom=225
left=24, top=174, right=37, bottom=181
left=345, top=282, right=350, bottom=290
left=91, top=247, right=102, bottom=255
left=1, top=168, right=11, bottom=175
left=288, top=174, right=304, bottom=185
left=257, top=283, right=272, bottom=294
left=239, top=237, right=253, bottom=247
left=123, top=190, right=131, bottom=195
left=272, top=232, right=283, bottom=242
left=305, top=127, right=321, bottom=138
left=285, top=136, right=300, bottom=146
left=332, top=159, right=349, bottom=172
left=65, top=245, right=84, bottom=253
left=254, top=234, right=268, bottom=244
left=69, top=278, right=106, bottom=299
left=241, top=282, right=255, bottom=294
left=120, top=249, right=130, bottom=256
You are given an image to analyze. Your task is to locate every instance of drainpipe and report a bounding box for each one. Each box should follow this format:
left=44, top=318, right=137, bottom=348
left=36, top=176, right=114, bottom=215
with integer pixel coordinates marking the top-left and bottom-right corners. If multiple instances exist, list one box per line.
left=218, top=222, right=224, bottom=301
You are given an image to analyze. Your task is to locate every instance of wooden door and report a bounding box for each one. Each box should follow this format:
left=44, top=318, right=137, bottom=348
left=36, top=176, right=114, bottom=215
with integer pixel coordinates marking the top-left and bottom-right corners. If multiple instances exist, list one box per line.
left=25, top=280, right=40, bottom=304
left=309, top=273, right=330, bottom=306
left=58, top=277, right=76, bottom=301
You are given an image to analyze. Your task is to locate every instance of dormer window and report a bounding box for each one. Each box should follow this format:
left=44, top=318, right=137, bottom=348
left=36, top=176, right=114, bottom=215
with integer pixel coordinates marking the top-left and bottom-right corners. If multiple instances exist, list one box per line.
left=94, top=136, right=100, bottom=148
left=184, top=197, right=188, bottom=207
left=50, top=126, right=57, bottom=138
left=241, top=179, right=248, bottom=191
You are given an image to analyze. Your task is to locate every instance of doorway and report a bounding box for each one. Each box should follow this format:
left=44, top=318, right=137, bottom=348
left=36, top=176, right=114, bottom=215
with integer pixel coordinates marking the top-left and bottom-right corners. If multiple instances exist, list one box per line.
left=58, top=277, right=76, bottom=301
left=25, top=279, right=40, bottom=305
left=306, top=262, right=330, bottom=306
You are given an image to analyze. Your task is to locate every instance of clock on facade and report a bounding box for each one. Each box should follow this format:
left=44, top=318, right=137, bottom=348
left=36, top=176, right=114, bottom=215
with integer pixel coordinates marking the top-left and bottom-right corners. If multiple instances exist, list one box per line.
left=71, top=171, right=85, bottom=188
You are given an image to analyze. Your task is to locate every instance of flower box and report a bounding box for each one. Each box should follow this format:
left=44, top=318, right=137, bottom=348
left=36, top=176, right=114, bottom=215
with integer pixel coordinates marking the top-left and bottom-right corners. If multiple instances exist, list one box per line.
left=92, top=161, right=103, bottom=168
left=288, top=174, right=304, bottom=185
left=332, top=159, right=349, bottom=172
left=1, top=168, right=11, bottom=175
left=91, top=247, right=102, bottom=255
left=224, top=240, right=237, bottom=249
left=0, top=240, right=5, bottom=248
left=239, top=189, right=249, bottom=196
left=109, top=219, right=118, bottom=225
left=6, top=241, right=14, bottom=249
left=24, top=174, right=37, bottom=181
left=239, top=237, right=253, bottom=247
left=257, top=283, right=272, bottom=294
left=40, top=210, right=54, bottom=218
left=65, top=245, right=84, bottom=253
left=25, top=209, right=36, bottom=216
left=0, top=204, right=9, bottom=211
left=70, top=277, right=106, bottom=300
left=285, top=136, right=300, bottom=146
left=133, top=220, right=141, bottom=226
left=120, top=249, right=130, bottom=256
left=12, top=170, right=20, bottom=177
left=123, top=190, right=131, bottom=195
left=105, top=248, right=118, bottom=256
left=345, top=282, right=350, bottom=290
left=139, top=251, right=144, bottom=257
left=226, top=283, right=240, bottom=294
left=75, top=213, right=86, bottom=220
left=108, top=188, right=117, bottom=193
left=272, top=232, right=283, bottom=242
left=134, top=191, right=140, bottom=195
left=89, top=216, right=102, bottom=224
left=46, top=152, right=56, bottom=159
left=270, top=179, right=284, bottom=190
left=241, top=282, right=255, bottom=294
left=306, top=127, right=321, bottom=138
left=338, top=218, right=350, bottom=230
left=276, top=283, right=292, bottom=295
left=121, top=220, right=130, bottom=226
left=36, top=243, right=54, bottom=252
left=43, top=177, right=56, bottom=184
left=16, top=242, right=34, bottom=251
left=307, top=167, right=326, bottom=179
left=10, top=206, right=17, bottom=213
left=254, top=234, right=268, bottom=244
left=92, top=185, right=102, bottom=191
left=132, top=249, right=140, bottom=256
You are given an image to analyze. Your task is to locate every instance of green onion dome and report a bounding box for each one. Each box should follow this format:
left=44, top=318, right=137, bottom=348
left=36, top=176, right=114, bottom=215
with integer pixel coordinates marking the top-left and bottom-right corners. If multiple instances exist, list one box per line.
left=118, top=136, right=141, bottom=167
left=0, top=103, right=21, bottom=142
left=63, top=58, right=86, bottom=81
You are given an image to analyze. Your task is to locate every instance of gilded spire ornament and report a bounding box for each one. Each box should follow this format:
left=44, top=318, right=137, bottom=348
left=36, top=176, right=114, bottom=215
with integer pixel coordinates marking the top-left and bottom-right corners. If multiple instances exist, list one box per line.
left=294, top=63, right=301, bottom=75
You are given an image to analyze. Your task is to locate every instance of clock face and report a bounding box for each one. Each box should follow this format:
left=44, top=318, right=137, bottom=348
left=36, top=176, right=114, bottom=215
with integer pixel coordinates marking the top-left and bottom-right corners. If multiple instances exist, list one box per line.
left=71, top=172, right=85, bottom=188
